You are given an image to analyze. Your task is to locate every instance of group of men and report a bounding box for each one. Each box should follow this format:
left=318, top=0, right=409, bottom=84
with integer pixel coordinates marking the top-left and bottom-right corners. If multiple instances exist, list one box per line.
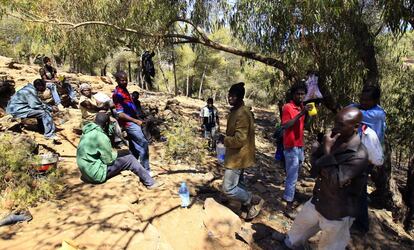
left=201, top=79, right=385, bottom=249
left=5, top=56, right=386, bottom=248
left=275, top=81, right=385, bottom=248
left=6, top=60, right=164, bottom=189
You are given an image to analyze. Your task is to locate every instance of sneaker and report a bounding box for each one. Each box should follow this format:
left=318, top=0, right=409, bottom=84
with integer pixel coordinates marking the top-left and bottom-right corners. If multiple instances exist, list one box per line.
left=245, top=195, right=265, bottom=220
left=283, top=201, right=297, bottom=219
left=146, top=181, right=164, bottom=190
left=149, top=171, right=157, bottom=177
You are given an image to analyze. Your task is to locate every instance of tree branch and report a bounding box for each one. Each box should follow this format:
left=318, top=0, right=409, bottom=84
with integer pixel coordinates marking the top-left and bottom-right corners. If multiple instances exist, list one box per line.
left=7, top=12, right=297, bottom=80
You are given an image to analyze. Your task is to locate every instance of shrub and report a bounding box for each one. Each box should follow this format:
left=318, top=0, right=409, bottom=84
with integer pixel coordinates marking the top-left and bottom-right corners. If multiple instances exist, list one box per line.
left=162, top=118, right=208, bottom=165
left=0, top=134, right=64, bottom=210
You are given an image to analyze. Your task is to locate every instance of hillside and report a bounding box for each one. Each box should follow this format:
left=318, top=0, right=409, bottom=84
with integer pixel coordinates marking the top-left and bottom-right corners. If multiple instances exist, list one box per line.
left=0, top=56, right=413, bottom=250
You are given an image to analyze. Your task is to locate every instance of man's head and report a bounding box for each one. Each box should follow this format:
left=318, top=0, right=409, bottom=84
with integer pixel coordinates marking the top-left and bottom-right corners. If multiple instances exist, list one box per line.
left=360, top=85, right=381, bottom=110
left=332, top=107, right=362, bottom=141
left=79, top=83, right=92, bottom=98
left=95, top=112, right=110, bottom=132
left=228, top=82, right=245, bottom=106
left=132, top=91, right=139, bottom=101
left=207, top=97, right=213, bottom=107
left=43, top=57, right=51, bottom=66
left=33, top=79, right=46, bottom=92
left=115, top=71, right=128, bottom=88
left=289, top=81, right=307, bottom=105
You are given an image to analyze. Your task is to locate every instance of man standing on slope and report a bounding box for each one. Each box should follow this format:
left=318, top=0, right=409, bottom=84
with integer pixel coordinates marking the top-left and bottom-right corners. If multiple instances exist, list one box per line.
left=281, top=81, right=312, bottom=216
left=218, top=82, right=264, bottom=220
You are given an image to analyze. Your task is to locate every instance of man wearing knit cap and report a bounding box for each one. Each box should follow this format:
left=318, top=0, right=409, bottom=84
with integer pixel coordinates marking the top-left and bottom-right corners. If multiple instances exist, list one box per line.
left=218, top=82, right=264, bottom=220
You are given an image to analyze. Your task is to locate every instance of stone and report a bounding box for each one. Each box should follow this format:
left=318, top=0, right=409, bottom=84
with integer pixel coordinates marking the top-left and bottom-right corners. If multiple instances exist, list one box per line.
left=237, top=222, right=275, bottom=245
left=203, top=198, right=242, bottom=240
left=237, top=223, right=255, bottom=244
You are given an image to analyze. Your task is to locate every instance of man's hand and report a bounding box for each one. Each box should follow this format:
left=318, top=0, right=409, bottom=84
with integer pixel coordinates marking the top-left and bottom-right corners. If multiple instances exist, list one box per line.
left=300, top=103, right=313, bottom=115
left=134, top=119, right=144, bottom=126
left=323, top=132, right=341, bottom=155
left=51, top=106, right=59, bottom=113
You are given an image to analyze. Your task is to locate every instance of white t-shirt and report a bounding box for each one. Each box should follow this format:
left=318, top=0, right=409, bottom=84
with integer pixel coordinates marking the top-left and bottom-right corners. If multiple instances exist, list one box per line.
left=200, top=106, right=218, bottom=126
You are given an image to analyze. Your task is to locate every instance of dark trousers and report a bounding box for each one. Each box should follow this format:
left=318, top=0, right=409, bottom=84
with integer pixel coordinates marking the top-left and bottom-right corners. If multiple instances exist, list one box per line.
left=353, top=167, right=372, bottom=233
left=106, top=154, right=154, bottom=187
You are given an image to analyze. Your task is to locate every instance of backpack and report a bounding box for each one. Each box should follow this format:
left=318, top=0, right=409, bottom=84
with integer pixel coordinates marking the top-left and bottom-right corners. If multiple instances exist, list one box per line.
left=361, top=124, right=384, bottom=166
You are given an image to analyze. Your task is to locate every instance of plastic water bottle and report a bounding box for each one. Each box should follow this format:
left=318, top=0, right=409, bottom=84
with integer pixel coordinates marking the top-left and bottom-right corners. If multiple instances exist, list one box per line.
left=216, top=143, right=225, bottom=164
left=178, top=182, right=190, bottom=208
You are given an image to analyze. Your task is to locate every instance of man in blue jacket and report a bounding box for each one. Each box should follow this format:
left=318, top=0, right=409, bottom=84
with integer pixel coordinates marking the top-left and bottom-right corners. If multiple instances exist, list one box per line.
left=6, top=79, right=59, bottom=142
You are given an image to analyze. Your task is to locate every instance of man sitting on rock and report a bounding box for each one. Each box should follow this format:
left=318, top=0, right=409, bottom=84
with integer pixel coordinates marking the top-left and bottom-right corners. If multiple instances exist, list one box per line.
left=131, top=91, right=164, bottom=142
left=6, top=79, right=60, bottom=143
left=280, top=107, right=369, bottom=249
left=78, top=83, right=126, bottom=147
left=76, top=112, right=163, bottom=189
left=218, top=82, right=264, bottom=220
left=39, top=56, right=77, bottom=108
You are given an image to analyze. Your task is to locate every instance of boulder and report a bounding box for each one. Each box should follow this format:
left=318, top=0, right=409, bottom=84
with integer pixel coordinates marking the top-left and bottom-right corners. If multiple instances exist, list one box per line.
left=203, top=198, right=242, bottom=241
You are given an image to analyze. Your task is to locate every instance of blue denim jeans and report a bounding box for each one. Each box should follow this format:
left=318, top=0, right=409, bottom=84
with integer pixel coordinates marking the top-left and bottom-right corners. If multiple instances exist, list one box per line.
left=47, top=82, right=76, bottom=105
left=125, top=123, right=150, bottom=172
left=26, top=109, right=56, bottom=138
left=283, top=147, right=304, bottom=202
left=222, top=169, right=252, bottom=205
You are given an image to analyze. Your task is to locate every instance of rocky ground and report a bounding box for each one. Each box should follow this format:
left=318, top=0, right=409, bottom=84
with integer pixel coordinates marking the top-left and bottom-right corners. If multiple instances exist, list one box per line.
left=0, top=56, right=413, bottom=249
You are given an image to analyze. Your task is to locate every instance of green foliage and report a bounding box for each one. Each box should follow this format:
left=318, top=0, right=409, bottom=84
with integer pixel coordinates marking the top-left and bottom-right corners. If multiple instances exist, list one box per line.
left=379, top=33, right=414, bottom=158
left=0, top=134, right=64, bottom=210
left=162, top=118, right=207, bottom=165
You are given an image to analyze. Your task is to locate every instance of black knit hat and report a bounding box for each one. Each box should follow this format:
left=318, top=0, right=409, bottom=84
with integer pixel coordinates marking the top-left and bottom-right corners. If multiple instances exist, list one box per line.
left=229, top=82, right=245, bottom=99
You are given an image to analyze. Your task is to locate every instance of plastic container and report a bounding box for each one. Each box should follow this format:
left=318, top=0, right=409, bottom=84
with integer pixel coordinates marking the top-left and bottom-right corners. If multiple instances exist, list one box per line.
left=33, top=153, right=59, bottom=172
left=216, top=143, right=225, bottom=164
left=307, top=102, right=318, bottom=116
left=178, top=182, right=190, bottom=208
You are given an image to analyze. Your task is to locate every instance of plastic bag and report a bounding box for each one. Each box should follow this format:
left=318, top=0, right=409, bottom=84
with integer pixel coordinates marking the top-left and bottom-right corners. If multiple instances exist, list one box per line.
left=304, top=74, right=323, bottom=101
left=361, top=125, right=384, bottom=166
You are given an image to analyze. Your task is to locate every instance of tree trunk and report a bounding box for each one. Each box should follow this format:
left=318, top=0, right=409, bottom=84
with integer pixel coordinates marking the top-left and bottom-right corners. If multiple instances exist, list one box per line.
left=370, top=140, right=407, bottom=221
left=157, top=47, right=171, bottom=93
left=172, top=47, right=178, bottom=96
left=186, top=73, right=189, bottom=97
left=347, top=9, right=379, bottom=87
left=137, top=66, right=143, bottom=88
left=128, top=62, right=132, bottom=82
left=404, top=158, right=414, bottom=234
left=198, top=65, right=207, bottom=99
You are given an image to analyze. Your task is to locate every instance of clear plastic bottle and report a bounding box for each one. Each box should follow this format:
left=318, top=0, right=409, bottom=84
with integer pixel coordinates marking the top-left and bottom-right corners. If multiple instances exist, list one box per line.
left=178, top=182, right=190, bottom=208
left=216, top=143, right=225, bottom=164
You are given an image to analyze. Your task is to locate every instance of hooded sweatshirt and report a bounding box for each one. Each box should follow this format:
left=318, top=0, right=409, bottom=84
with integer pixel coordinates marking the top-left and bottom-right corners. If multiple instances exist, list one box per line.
left=76, top=122, right=117, bottom=184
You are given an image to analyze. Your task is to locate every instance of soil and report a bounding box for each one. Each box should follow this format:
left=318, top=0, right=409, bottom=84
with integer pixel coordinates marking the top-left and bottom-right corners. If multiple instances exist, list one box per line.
left=0, top=56, right=413, bottom=249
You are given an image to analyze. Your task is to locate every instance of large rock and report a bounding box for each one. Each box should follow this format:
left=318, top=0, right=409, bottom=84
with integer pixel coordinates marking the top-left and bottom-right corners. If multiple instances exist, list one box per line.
left=203, top=198, right=242, bottom=243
